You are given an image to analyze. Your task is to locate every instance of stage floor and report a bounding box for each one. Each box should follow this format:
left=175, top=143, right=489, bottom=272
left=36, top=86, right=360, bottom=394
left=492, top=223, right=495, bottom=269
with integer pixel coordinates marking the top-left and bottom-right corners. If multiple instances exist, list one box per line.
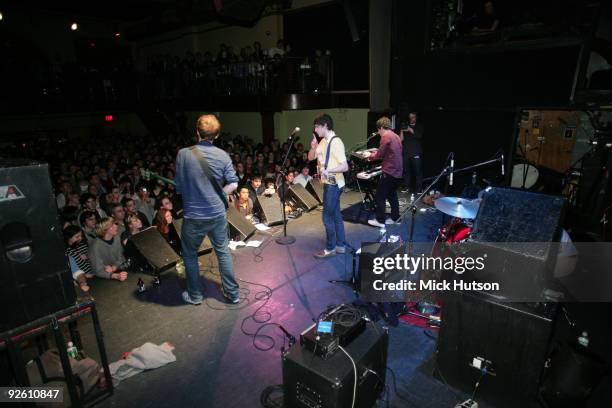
left=77, top=190, right=477, bottom=408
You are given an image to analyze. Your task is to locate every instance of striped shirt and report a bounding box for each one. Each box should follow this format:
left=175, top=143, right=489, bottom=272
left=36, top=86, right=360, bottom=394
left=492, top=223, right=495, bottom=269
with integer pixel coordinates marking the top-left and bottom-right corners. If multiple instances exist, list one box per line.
left=65, top=241, right=93, bottom=276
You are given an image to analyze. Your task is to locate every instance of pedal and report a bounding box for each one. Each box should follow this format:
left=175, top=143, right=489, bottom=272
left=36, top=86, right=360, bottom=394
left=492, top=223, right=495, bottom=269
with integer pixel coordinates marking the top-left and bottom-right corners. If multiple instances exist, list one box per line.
left=454, top=399, right=478, bottom=408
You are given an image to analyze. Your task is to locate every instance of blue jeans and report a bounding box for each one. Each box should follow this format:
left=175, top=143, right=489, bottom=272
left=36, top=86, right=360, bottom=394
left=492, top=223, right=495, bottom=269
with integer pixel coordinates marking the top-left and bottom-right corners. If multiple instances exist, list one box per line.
left=181, top=215, right=239, bottom=301
left=322, top=184, right=346, bottom=251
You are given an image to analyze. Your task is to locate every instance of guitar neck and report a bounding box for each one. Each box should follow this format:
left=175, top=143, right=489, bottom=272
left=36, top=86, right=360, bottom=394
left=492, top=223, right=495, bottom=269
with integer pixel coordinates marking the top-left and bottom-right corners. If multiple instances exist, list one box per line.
left=142, top=169, right=175, bottom=186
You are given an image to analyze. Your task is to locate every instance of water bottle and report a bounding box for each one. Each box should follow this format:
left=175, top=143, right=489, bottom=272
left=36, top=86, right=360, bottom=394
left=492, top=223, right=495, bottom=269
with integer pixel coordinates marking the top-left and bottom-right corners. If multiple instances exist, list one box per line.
left=577, top=331, right=589, bottom=347
left=67, top=341, right=79, bottom=359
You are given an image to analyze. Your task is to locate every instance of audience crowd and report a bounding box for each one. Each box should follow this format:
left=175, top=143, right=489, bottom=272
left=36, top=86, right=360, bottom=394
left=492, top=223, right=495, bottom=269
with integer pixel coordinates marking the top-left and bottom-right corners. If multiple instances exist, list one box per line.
left=13, top=123, right=315, bottom=294
left=2, top=38, right=333, bottom=113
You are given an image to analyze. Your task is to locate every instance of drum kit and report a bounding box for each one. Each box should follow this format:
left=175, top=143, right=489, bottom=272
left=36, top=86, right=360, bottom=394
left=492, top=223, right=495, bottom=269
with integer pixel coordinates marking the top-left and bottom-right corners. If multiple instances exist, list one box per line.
left=432, top=195, right=482, bottom=253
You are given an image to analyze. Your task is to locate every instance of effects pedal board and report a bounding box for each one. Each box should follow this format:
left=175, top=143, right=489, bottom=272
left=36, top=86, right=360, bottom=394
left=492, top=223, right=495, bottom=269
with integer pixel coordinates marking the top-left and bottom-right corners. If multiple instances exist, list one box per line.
left=300, top=306, right=366, bottom=359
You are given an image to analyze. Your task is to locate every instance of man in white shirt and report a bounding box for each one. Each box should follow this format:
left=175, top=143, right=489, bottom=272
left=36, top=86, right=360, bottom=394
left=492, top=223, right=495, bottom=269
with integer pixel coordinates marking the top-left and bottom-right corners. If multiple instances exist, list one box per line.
left=294, top=165, right=312, bottom=188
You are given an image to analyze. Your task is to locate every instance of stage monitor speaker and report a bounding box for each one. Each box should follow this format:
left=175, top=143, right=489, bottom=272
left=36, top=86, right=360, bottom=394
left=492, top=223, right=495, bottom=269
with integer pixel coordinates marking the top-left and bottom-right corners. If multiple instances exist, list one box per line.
left=213, top=0, right=265, bottom=24
left=306, top=179, right=324, bottom=203
left=456, top=187, right=566, bottom=299
left=130, top=227, right=181, bottom=270
left=256, top=195, right=284, bottom=226
left=227, top=206, right=256, bottom=241
left=435, top=291, right=558, bottom=408
left=173, top=218, right=212, bottom=254
left=283, top=322, right=388, bottom=408
left=289, top=184, right=319, bottom=212
left=0, top=159, right=76, bottom=332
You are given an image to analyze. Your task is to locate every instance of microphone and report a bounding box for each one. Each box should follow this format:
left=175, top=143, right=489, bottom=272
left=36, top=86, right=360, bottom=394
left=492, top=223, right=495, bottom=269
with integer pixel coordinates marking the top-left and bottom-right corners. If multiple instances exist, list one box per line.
left=289, top=127, right=300, bottom=140
left=370, top=132, right=377, bottom=138
left=449, top=153, right=454, bottom=186
left=500, top=152, right=505, bottom=176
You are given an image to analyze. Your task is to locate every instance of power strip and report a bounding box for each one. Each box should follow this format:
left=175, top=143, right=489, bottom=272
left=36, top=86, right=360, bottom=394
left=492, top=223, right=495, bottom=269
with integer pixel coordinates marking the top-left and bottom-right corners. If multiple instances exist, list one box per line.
left=454, top=399, right=478, bottom=408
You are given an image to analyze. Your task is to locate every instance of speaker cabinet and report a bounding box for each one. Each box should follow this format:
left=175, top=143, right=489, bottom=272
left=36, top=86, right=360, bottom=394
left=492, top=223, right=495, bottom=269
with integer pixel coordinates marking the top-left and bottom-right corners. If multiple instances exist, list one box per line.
left=0, top=159, right=76, bottom=332
left=289, top=184, right=319, bottom=212
left=456, top=187, right=566, bottom=299
left=129, top=227, right=181, bottom=270
left=227, top=206, right=256, bottom=241
left=255, top=195, right=284, bottom=226
left=283, top=322, right=388, bottom=408
left=306, top=179, right=324, bottom=203
left=436, top=291, right=557, bottom=408
left=173, top=218, right=212, bottom=254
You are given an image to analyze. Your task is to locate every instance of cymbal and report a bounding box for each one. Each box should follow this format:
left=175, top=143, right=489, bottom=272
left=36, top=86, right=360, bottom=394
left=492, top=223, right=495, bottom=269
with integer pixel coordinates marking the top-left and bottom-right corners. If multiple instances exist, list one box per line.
left=434, top=196, right=480, bottom=219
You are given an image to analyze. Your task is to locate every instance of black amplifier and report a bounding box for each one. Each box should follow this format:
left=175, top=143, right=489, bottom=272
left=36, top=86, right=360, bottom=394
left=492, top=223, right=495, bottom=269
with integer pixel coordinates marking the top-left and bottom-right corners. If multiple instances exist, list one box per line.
left=283, top=322, right=388, bottom=408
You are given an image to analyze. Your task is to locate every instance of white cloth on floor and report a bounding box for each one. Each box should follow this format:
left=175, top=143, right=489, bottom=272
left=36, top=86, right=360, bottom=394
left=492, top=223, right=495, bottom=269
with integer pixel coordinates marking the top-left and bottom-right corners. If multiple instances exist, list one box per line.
left=109, top=342, right=176, bottom=385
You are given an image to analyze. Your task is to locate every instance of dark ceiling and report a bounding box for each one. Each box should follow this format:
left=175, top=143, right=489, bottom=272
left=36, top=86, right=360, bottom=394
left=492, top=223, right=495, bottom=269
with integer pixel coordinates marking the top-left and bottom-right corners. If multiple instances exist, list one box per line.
left=3, top=0, right=215, bottom=22
left=0, top=0, right=291, bottom=38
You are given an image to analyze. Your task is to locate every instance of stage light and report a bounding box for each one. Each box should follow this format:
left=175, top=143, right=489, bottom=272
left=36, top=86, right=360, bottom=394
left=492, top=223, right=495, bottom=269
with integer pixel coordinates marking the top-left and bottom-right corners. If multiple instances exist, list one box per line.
left=0, top=12, right=4, bottom=21
left=105, top=115, right=113, bottom=122
left=114, top=32, right=121, bottom=38
left=70, top=22, right=78, bottom=31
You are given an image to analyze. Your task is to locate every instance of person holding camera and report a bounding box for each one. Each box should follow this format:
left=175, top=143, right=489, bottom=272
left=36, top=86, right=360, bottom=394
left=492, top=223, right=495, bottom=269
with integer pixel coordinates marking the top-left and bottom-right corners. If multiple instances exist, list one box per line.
left=400, top=111, right=424, bottom=194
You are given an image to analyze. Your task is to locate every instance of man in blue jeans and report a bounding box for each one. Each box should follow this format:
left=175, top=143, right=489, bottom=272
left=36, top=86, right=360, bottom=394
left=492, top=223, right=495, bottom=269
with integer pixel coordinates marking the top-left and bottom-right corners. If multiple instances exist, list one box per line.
left=175, top=114, right=240, bottom=305
left=308, top=113, right=348, bottom=258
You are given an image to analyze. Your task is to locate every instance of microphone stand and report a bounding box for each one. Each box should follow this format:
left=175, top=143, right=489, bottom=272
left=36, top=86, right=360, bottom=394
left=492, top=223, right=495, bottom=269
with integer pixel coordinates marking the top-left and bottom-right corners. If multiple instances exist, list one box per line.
left=396, top=164, right=451, bottom=256
left=276, top=133, right=298, bottom=245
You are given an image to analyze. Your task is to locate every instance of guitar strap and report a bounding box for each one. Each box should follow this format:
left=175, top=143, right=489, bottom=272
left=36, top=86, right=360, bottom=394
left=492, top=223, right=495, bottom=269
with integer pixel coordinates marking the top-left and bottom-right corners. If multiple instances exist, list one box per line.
left=189, top=146, right=229, bottom=210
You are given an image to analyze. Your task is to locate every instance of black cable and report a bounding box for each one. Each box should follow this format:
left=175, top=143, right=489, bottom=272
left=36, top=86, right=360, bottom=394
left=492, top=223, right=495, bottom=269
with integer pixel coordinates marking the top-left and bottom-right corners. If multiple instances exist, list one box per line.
left=260, top=384, right=284, bottom=408
left=471, top=371, right=485, bottom=401
left=251, top=225, right=283, bottom=263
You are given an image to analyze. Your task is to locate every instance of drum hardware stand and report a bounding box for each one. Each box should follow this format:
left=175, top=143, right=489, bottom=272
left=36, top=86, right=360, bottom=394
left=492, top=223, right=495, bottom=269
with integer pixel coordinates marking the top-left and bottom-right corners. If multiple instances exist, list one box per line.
left=276, top=131, right=298, bottom=246
left=396, top=163, right=453, bottom=256
left=328, top=243, right=360, bottom=294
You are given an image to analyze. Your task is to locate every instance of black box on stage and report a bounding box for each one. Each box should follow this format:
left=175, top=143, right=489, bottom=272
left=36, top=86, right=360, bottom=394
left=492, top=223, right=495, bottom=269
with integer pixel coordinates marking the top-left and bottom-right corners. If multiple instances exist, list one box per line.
left=0, top=159, right=76, bottom=332
left=130, top=227, right=181, bottom=270
left=283, top=322, right=388, bottom=408
left=456, top=187, right=565, bottom=299
left=435, top=291, right=558, bottom=408
left=173, top=218, right=212, bottom=254
left=226, top=205, right=256, bottom=241
left=289, top=184, right=319, bottom=211
left=306, top=179, right=324, bottom=203
left=256, top=194, right=284, bottom=226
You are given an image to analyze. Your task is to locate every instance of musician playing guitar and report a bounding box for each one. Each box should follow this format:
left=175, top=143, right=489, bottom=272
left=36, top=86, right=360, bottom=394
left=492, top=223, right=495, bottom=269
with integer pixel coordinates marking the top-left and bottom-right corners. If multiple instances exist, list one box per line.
left=365, top=116, right=403, bottom=228
left=308, top=113, right=348, bottom=258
